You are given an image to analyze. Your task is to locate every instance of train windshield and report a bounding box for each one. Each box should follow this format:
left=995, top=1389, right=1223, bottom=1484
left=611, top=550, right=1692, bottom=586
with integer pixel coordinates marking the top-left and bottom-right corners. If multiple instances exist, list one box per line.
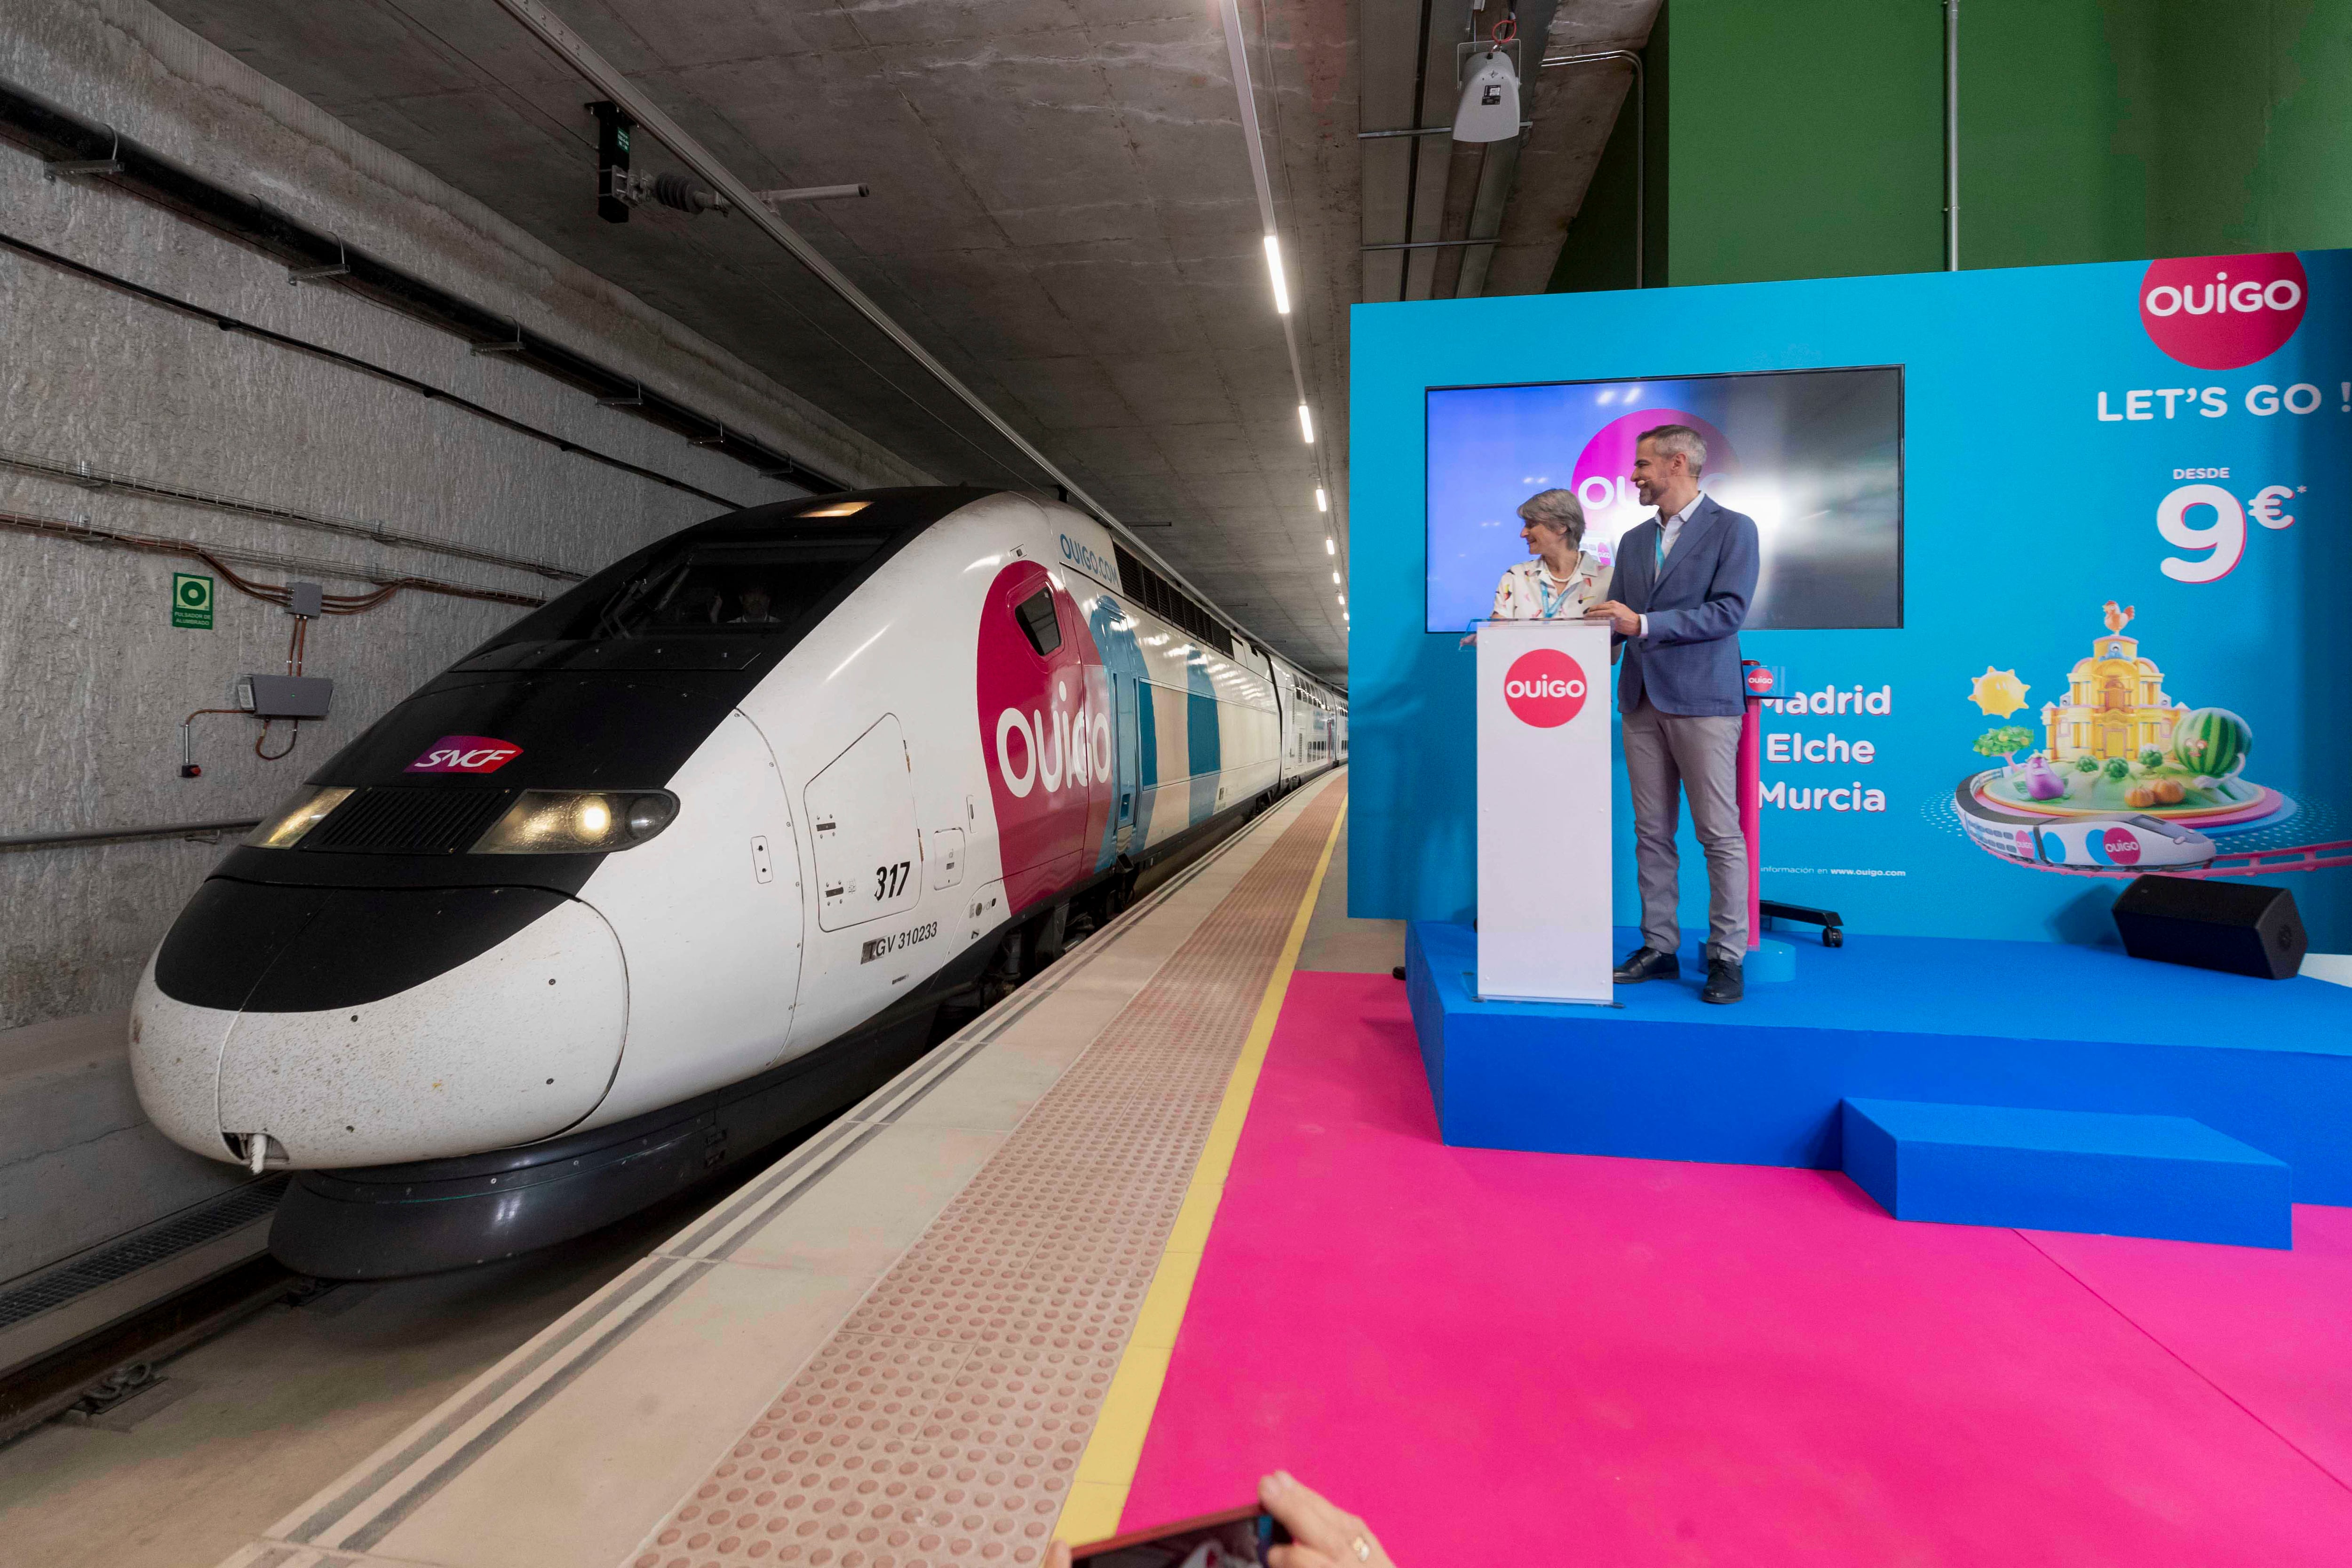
left=572, top=538, right=879, bottom=638
left=461, top=522, right=906, bottom=672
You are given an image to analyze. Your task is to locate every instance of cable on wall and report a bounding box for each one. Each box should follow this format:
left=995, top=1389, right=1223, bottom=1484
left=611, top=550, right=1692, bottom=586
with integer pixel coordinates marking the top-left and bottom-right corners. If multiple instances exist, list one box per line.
left=0, top=507, right=547, bottom=611
left=0, top=228, right=755, bottom=513
left=0, top=78, right=845, bottom=493
left=0, top=446, right=586, bottom=583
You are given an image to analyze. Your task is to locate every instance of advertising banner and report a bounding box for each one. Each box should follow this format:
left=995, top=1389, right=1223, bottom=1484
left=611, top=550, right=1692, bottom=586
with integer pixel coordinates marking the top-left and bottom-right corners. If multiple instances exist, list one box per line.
left=1476, top=618, right=1614, bottom=1002
left=1350, top=250, right=2352, bottom=951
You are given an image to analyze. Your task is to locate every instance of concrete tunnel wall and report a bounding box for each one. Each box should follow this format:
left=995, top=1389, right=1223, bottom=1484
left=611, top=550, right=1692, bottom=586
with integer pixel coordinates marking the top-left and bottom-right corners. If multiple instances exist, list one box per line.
left=0, top=0, right=924, bottom=1282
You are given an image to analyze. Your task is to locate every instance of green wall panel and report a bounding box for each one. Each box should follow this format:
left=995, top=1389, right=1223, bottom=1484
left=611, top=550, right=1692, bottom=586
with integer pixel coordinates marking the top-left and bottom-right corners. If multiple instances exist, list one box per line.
left=1580, top=0, right=2352, bottom=290
left=1661, top=0, right=1945, bottom=285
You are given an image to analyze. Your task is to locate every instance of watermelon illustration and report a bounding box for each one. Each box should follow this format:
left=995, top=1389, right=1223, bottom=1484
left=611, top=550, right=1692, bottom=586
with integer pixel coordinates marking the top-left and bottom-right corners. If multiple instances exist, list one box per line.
left=2172, top=708, right=2252, bottom=778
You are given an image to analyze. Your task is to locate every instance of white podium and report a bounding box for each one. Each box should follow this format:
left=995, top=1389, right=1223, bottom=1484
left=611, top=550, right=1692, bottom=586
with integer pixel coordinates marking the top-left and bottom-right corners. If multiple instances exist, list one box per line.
left=1475, top=617, right=1615, bottom=1004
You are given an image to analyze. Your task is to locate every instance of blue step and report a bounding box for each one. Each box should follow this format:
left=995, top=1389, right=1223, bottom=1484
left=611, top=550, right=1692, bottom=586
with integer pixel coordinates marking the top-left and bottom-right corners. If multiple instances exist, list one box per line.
left=1840, top=1098, right=2290, bottom=1249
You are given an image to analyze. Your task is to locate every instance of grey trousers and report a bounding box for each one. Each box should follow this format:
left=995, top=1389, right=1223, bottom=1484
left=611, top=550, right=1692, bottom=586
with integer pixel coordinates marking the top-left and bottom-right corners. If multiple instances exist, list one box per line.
left=1621, top=699, right=1748, bottom=963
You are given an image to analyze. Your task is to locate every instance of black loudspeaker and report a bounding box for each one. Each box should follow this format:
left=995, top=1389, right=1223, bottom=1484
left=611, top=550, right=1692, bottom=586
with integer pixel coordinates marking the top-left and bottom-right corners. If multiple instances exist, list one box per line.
left=2111, top=876, right=2306, bottom=980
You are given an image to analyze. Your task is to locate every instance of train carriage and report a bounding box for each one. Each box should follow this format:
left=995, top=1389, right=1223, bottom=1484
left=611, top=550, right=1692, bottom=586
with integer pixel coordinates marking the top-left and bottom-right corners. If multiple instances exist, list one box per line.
left=129, top=488, right=1341, bottom=1276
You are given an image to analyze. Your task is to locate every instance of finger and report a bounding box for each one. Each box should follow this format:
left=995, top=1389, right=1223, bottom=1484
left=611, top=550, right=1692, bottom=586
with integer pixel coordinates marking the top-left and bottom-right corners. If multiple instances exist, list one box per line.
left=1259, top=1472, right=1360, bottom=1558
left=1045, top=1543, right=1071, bottom=1568
left=1266, top=1546, right=1341, bottom=1568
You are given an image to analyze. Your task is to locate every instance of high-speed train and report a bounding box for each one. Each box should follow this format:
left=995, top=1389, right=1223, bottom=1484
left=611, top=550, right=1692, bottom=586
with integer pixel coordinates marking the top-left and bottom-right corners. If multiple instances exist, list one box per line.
left=131, top=488, right=1345, bottom=1276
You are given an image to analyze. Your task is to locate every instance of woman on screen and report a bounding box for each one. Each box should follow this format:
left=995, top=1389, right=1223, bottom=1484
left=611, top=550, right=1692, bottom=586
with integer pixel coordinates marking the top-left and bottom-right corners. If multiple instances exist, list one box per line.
left=1461, top=488, right=1603, bottom=646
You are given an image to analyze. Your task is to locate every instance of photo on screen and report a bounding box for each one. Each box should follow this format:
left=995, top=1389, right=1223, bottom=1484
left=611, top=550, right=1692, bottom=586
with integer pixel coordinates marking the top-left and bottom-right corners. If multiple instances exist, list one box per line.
left=1425, top=366, right=1904, bottom=634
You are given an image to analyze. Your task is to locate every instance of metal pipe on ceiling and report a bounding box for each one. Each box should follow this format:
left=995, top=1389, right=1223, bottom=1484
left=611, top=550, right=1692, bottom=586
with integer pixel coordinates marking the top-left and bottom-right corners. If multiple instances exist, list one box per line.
left=1361, top=237, right=1515, bottom=252
left=1540, top=50, right=1645, bottom=289
left=1356, top=121, right=1533, bottom=139
left=1945, top=0, right=1961, bottom=271
left=485, top=0, right=1272, bottom=657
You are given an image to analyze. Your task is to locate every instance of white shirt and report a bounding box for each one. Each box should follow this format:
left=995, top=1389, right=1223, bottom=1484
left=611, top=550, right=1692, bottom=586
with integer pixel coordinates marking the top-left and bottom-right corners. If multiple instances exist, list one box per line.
left=1636, top=494, right=1704, bottom=638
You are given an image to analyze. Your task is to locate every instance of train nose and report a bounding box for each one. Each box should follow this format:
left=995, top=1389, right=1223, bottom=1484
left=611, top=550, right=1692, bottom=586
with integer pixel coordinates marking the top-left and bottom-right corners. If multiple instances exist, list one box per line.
left=132, top=881, right=628, bottom=1168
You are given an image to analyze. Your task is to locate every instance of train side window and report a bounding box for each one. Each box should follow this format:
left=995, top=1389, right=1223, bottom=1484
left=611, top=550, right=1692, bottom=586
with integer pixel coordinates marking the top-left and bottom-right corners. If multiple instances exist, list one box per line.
left=1013, top=589, right=1062, bottom=657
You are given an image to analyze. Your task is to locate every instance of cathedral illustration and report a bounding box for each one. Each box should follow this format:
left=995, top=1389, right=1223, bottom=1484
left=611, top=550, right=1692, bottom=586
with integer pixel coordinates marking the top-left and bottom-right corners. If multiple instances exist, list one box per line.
left=2039, top=602, right=2189, bottom=763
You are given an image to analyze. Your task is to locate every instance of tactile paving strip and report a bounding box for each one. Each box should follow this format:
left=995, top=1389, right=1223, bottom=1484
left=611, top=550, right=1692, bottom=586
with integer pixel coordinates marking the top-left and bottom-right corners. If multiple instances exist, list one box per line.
left=626, top=782, right=1346, bottom=1568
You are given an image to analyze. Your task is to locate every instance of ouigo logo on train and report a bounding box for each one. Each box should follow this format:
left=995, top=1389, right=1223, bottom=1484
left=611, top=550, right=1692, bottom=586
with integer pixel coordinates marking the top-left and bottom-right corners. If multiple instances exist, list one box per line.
left=1502, top=648, right=1587, bottom=728
left=2139, top=252, right=2308, bottom=369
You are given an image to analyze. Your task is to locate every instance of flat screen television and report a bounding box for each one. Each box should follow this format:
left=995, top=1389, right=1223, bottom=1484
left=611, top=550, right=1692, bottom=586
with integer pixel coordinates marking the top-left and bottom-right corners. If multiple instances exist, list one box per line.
left=1425, top=366, right=1904, bottom=634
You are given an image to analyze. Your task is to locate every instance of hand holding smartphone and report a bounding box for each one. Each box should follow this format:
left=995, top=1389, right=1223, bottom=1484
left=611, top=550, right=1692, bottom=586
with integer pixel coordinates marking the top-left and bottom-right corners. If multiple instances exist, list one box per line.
left=1069, top=1504, right=1291, bottom=1567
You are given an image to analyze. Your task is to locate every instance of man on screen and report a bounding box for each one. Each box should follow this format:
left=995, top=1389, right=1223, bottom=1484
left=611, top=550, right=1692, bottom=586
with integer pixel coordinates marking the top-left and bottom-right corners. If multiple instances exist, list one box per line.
left=1583, top=425, right=1761, bottom=1004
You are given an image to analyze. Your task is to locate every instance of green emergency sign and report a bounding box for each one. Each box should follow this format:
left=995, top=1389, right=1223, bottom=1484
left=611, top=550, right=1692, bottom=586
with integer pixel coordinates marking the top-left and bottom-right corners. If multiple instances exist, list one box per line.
left=172, top=572, right=215, bottom=629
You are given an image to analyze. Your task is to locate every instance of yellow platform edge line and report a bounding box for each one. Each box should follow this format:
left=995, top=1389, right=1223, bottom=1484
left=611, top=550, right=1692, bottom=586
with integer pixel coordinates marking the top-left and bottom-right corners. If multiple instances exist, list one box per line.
left=1053, top=788, right=1349, bottom=1550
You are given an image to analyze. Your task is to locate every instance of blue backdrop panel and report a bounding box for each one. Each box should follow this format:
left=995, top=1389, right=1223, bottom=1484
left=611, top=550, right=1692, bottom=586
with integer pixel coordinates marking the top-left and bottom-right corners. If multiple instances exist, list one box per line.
left=1405, top=921, right=2352, bottom=1205
left=1840, top=1098, right=2291, bottom=1248
left=1352, top=254, right=2352, bottom=950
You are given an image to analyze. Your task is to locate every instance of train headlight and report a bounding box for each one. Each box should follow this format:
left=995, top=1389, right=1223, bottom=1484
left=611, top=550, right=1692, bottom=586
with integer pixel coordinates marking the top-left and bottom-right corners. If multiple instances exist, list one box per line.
left=472, top=790, right=678, bottom=853
left=245, top=785, right=354, bottom=848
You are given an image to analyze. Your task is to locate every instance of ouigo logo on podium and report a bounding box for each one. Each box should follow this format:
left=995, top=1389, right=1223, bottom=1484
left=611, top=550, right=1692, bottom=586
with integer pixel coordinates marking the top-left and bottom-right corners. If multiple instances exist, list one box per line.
left=1502, top=648, right=1588, bottom=727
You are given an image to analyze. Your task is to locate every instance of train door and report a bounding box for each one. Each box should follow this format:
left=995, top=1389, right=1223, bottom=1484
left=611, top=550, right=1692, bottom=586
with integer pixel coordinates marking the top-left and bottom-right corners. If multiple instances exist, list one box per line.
left=804, top=714, right=923, bottom=932
left=1087, top=594, right=1147, bottom=865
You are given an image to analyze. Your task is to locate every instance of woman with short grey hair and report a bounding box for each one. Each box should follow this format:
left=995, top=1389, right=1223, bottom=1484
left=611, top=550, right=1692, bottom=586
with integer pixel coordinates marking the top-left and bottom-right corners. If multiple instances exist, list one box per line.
left=1462, top=487, right=1606, bottom=645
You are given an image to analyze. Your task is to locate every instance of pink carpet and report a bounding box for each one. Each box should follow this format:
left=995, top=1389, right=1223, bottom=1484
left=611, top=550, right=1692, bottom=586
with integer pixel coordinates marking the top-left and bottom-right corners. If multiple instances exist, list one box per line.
left=1124, top=970, right=2352, bottom=1565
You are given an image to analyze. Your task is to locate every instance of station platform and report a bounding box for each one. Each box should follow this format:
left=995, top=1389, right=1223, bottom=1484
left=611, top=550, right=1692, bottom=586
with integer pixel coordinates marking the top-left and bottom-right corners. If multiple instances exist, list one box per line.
left=202, top=771, right=1355, bottom=1568
left=97, top=763, right=2349, bottom=1568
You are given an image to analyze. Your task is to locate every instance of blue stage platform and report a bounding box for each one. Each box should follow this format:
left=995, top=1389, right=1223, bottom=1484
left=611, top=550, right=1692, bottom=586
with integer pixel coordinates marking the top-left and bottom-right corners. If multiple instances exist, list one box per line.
left=1406, top=921, right=2352, bottom=1207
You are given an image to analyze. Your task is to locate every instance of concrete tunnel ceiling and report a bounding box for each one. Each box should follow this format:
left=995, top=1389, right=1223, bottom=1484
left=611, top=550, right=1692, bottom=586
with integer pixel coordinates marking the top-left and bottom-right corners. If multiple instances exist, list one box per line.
left=153, top=0, right=1659, bottom=678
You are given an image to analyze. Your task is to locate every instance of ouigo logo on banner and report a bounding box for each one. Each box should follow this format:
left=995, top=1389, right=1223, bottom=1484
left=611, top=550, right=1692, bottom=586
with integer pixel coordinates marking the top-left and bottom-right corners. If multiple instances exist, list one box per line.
left=2139, top=253, right=2307, bottom=369
left=1502, top=648, right=1587, bottom=728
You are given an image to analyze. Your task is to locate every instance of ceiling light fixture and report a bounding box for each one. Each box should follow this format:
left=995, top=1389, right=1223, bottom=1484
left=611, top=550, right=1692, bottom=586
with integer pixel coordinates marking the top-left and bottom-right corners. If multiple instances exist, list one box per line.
left=1298, top=404, right=1315, bottom=444
left=1263, top=234, right=1291, bottom=315
left=1315, top=487, right=1328, bottom=511
left=1324, top=537, right=1335, bottom=555
left=1331, top=570, right=1341, bottom=584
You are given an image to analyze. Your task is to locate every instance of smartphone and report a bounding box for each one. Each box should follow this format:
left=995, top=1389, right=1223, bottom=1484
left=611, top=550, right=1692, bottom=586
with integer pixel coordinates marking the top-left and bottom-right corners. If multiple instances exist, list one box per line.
left=1070, top=1504, right=1292, bottom=1567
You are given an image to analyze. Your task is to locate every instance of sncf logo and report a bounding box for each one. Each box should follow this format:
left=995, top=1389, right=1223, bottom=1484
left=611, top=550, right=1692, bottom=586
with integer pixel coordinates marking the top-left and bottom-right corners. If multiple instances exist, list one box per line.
left=1502, top=648, right=1588, bottom=728
left=2140, top=253, right=2307, bottom=369
left=406, top=735, right=522, bottom=773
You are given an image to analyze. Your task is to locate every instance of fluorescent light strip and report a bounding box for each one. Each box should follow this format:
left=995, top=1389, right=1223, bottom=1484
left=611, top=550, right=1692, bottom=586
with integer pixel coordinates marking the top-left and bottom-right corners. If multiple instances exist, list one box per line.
left=1314, top=487, right=1328, bottom=511
left=1298, top=404, right=1315, bottom=444
left=1263, top=234, right=1291, bottom=315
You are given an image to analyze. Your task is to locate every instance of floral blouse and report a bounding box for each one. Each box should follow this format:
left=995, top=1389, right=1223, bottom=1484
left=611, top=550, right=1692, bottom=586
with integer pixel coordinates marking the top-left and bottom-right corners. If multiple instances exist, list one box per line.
left=1491, top=553, right=1605, bottom=622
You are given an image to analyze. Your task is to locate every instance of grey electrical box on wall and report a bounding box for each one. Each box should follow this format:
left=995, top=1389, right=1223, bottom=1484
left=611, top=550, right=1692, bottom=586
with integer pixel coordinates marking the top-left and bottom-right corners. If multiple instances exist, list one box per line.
left=237, top=674, right=334, bottom=718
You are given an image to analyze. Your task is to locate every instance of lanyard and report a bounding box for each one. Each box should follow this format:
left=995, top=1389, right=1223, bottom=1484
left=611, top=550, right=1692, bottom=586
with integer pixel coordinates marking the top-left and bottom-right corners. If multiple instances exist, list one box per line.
left=1535, top=569, right=1578, bottom=618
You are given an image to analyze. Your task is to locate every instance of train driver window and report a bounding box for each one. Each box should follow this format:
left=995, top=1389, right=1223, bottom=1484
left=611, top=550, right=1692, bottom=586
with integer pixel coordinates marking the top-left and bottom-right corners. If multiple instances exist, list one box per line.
left=576, top=538, right=887, bottom=640
left=1012, top=588, right=1063, bottom=657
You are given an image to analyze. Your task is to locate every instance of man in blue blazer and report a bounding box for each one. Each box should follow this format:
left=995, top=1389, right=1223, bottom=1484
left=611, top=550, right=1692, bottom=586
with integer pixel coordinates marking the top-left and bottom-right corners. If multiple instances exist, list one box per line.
left=1583, top=425, right=1760, bottom=1003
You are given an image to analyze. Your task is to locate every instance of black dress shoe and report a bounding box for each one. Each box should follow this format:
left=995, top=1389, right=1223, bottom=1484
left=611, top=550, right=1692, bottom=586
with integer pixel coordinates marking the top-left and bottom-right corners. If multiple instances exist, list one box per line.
left=1701, top=958, right=1745, bottom=1004
left=1613, top=946, right=1679, bottom=983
